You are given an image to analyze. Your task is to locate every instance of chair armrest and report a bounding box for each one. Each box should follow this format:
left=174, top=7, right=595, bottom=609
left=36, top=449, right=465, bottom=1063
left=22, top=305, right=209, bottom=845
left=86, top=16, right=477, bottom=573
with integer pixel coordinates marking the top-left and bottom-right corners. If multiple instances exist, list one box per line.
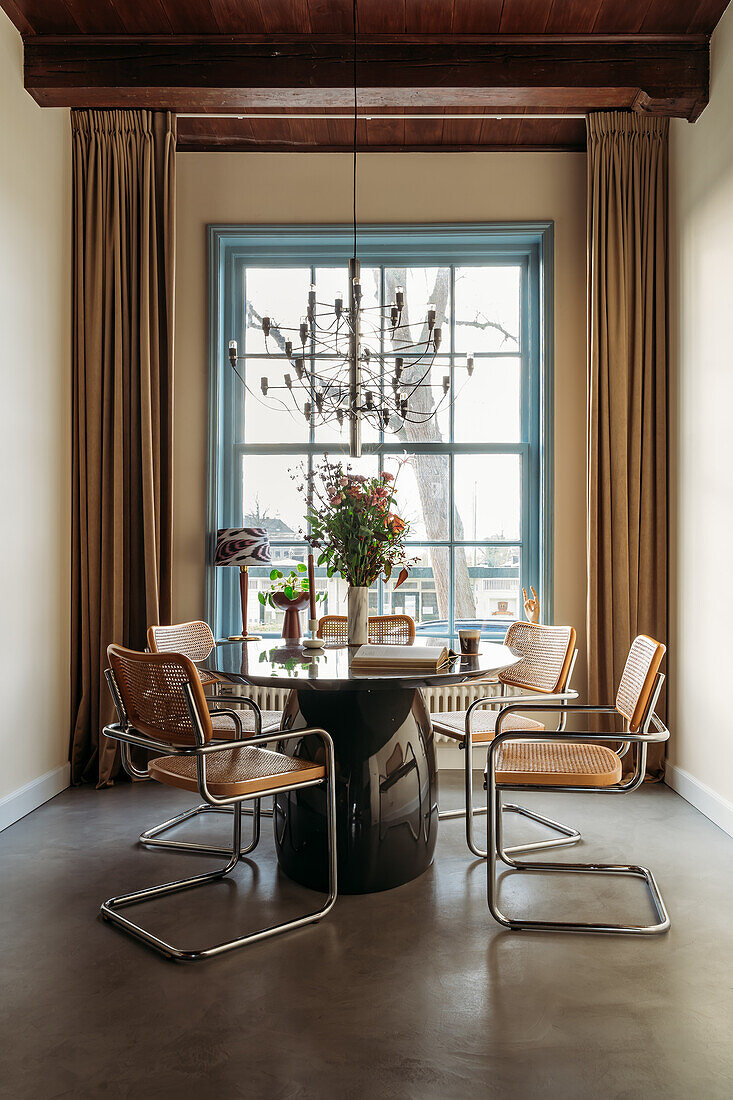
left=492, top=702, right=670, bottom=744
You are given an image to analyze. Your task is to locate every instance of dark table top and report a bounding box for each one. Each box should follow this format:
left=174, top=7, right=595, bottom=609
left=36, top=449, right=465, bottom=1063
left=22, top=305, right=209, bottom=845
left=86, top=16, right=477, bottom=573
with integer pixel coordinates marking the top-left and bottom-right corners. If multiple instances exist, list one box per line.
left=200, top=636, right=522, bottom=692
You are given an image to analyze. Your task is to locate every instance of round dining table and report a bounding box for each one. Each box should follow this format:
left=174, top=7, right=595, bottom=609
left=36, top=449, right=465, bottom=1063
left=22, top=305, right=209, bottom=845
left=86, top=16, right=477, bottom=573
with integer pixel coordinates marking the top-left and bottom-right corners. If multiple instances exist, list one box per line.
left=201, top=636, right=521, bottom=894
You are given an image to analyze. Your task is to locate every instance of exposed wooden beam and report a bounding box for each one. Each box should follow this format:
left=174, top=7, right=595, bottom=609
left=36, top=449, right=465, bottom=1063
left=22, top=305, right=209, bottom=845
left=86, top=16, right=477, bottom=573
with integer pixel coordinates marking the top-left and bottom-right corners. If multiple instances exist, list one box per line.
left=24, top=35, right=709, bottom=121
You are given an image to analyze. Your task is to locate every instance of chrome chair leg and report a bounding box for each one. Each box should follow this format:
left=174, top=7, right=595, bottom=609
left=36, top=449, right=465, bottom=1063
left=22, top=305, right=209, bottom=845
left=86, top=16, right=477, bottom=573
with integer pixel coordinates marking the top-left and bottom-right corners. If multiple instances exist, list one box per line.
left=438, top=741, right=581, bottom=860
left=139, top=798, right=273, bottom=858
left=486, top=764, right=670, bottom=936
left=101, top=779, right=338, bottom=961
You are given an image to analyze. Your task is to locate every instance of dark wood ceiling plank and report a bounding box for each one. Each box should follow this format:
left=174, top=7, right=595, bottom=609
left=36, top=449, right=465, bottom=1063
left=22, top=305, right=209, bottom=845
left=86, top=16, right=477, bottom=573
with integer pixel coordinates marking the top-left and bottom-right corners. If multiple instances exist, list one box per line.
left=158, top=0, right=224, bottom=35
left=4, top=1, right=80, bottom=34
left=0, top=0, right=34, bottom=34
left=62, top=0, right=125, bottom=34
left=24, top=36, right=710, bottom=121
left=498, top=0, right=552, bottom=34
left=451, top=0, right=504, bottom=34
left=405, top=0, right=453, bottom=34
left=205, top=0, right=267, bottom=34
left=592, top=0, right=653, bottom=34
left=309, top=0, right=352, bottom=34
left=107, top=0, right=173, bottom=34
left=258, top=0, right=312, bottom=34
left=355, top=0, right=405, bottom=34
left=545, top=0, right=599, bottom=34
left=686, top=0, right=731, bottom=34
left=641, top=0, right=698, bottom=33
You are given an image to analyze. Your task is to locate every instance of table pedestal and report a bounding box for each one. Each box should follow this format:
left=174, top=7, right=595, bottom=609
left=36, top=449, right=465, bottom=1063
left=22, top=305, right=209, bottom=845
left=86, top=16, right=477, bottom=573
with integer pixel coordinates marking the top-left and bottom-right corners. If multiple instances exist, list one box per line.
left=275, top=686, right=438, bottom=894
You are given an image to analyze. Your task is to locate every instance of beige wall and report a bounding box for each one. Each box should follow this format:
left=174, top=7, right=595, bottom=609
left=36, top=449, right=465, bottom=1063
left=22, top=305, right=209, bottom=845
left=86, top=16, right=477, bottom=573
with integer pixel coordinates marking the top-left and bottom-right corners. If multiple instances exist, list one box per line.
left=669, top=3, right=733, bottom=812
left=0, top=11, right=71, bottom=805
left=175, top=151, right=588, bottom=675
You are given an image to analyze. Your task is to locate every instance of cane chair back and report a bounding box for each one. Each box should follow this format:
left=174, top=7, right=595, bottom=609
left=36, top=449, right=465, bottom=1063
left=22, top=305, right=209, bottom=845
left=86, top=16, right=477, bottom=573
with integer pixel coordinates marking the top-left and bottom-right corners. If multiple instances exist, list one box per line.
left=147, top=621, right=216, bottom=663
left=615, top=635, right=666, bottom=732
left=107, top=644, right=213, bottom=747
left=317, top=614, right=415, bottom=643
left=499, top=622, right=577, bottom=694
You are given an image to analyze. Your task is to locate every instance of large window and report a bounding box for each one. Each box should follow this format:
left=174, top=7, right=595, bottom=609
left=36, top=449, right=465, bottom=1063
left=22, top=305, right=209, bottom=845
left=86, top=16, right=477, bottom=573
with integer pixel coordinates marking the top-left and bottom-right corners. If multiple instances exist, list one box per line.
left=208, top=225, right=552, bottom=640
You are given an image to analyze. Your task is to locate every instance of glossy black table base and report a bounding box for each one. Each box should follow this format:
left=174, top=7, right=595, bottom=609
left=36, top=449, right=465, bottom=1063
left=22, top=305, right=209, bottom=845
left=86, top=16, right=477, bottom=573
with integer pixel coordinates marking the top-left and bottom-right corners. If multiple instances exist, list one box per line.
left=275, top=686, right=438, bottom=894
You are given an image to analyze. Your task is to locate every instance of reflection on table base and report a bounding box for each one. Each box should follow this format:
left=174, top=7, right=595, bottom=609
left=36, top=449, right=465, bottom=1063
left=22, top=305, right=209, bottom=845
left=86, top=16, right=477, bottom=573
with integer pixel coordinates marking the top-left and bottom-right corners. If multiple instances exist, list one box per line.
left=275, top=687, right=438, bottom=894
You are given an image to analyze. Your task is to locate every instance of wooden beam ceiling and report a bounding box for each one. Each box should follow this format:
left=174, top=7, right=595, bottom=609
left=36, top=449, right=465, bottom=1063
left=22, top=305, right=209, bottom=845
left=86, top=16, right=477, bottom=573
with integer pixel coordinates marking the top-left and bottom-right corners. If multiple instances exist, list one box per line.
left=3, top=0, right=729, bottom=151
left=25, top=35, right=709, bottom=117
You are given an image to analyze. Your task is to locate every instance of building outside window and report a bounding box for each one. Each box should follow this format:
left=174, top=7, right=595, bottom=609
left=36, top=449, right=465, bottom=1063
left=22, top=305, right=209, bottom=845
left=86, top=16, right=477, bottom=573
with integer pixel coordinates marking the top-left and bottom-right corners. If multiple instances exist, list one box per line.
left=208, top=224, right=552, bottom=640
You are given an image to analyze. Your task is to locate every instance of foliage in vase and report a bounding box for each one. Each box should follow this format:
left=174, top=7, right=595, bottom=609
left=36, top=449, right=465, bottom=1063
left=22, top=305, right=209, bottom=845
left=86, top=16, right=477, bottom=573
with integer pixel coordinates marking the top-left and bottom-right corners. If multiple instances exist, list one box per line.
left=299, top=457, right=416, bottom=588
left=258, top=565, right=325, bottom=609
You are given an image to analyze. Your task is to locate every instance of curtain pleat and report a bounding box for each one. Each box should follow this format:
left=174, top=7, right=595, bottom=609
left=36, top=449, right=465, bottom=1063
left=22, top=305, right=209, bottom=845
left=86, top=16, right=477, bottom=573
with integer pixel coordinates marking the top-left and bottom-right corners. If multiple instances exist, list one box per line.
left=586, top=111, right=668, bottom=778
left=70, top=110, right=175, bottom=787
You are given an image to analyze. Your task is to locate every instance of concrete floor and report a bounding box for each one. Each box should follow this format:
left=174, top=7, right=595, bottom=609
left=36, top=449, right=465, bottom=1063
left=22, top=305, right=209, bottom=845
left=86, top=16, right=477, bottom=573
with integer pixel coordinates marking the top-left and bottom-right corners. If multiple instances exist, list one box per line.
left=1, top=774, right=732, bottom=1099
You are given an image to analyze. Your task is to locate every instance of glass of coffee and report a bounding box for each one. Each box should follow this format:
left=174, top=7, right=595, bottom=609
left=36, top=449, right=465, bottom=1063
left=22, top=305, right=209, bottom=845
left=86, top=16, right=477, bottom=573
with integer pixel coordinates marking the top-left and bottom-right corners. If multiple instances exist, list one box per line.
left=459, top=628, right=481, bottom=655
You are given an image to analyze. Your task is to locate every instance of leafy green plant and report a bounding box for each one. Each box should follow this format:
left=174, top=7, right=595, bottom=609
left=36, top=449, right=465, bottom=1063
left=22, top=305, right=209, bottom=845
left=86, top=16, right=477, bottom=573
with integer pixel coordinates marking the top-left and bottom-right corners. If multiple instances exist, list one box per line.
left=257, top=564, right=325, bottom=609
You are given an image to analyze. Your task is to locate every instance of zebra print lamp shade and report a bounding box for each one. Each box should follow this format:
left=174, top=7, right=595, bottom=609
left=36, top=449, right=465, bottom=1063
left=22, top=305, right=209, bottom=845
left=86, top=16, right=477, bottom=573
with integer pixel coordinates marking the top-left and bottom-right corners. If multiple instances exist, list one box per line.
left=215, top=527, right=272, bottom=639
left=214, top=527, right=272, bottom=568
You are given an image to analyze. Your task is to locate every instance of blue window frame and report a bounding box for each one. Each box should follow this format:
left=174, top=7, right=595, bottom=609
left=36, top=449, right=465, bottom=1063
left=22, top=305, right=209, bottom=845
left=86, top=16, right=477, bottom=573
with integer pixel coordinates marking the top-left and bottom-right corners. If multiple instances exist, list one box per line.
left=207, top=223, right=553, bottom=640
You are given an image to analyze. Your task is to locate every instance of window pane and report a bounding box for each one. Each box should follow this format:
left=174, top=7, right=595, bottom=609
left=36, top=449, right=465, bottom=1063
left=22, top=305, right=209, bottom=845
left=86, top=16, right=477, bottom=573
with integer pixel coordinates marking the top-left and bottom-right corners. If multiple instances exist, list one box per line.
left=453, top=454, right=521, bottom=541
left=453, top=356, right=521, bottom=443
left=456, top=545, right=521, bottom=629
left=454, top=266, right=520, bottom=354
left=384, top=266, right=451, bottom=354
left=392, top=454, right=449, bottom=541
left=382, top=354, right=450, bottom=443
left=384, top=546, right=450, bottom=631
left=242, top=374, right=310, bottom=444
left=245, top=268, right=311, bottom=355
left=242, top=454, right=308, bottom=540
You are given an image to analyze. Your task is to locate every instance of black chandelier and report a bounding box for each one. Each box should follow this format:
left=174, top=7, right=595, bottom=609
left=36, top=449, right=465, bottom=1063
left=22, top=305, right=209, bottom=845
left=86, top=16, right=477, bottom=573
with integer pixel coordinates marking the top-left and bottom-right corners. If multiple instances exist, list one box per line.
left=227, top=2, right=475, bottom=457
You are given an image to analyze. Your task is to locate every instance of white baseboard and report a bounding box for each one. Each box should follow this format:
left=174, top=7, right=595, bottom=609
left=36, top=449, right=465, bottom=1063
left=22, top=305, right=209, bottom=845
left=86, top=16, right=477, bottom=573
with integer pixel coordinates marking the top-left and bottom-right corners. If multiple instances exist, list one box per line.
left=665, top=762, right=733, bottom=839
left=0, top=764, right=70, bottom=833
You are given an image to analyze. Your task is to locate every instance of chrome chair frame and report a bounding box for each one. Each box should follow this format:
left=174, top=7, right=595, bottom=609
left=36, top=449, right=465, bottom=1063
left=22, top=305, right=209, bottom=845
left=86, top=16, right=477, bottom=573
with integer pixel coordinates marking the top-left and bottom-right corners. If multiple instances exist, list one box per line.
left=438, top=649, right=581, bottom=860
left=485, top=673, right=670, bottom=936
left=101, top=674, right=338, bottom=962
left=107, top=670, right=272, bottom=856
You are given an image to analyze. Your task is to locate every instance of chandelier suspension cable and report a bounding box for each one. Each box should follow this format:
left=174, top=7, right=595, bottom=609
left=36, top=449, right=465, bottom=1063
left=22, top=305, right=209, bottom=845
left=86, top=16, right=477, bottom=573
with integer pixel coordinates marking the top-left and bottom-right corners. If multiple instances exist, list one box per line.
left=352, top=0, right=356, bottom=261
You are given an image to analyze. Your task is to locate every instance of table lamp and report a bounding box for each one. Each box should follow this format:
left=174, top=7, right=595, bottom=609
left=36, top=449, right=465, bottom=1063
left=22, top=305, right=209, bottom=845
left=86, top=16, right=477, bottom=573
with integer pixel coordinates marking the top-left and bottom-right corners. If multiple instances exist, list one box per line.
left=215, top=527, right=271, bottom=640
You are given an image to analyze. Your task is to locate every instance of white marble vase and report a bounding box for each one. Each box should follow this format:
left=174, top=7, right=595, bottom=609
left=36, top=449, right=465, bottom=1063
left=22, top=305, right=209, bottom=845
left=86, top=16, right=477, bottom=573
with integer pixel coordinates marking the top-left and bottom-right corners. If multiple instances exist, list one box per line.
left=347, top=586, right=369, bottom=646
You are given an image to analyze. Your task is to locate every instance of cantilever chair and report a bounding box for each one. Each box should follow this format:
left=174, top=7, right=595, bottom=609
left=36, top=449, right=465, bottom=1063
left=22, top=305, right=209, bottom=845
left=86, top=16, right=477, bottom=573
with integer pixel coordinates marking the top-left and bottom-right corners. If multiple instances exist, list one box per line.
left=144, top=621, right=282, bottom=853
left=147, top=621, right=283, bottom=732
left=434, top=621, right=579, bottom=859
left=317, top=614, right=416, bottom=644
left=102, top=645, right=337, bottom=961
left=485, top=634, right=669, bottom=935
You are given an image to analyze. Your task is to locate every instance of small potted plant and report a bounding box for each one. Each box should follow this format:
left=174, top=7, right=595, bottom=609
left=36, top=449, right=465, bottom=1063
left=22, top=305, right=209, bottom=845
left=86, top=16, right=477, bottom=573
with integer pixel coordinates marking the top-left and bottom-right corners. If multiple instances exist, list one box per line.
left=259, top=564, right=323, bottom=639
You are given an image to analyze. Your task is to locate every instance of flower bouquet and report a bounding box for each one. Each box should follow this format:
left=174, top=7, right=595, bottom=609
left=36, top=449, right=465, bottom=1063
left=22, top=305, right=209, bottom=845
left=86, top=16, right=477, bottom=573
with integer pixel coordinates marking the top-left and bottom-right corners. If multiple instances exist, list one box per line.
left=301, top=457, right=415, bottom=644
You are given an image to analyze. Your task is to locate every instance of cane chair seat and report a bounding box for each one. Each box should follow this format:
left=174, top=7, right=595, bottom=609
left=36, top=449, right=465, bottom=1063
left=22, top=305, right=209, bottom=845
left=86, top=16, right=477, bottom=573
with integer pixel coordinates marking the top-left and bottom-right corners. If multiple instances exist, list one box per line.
left=148, top=745, right=325, bottom=799
left=209, top=710, right=283, bottom=735
left=433, top=709, right=545, bottom=743
left=494, top=740, right=623, bottom=788
left=317, top=614, right=415, bottom=644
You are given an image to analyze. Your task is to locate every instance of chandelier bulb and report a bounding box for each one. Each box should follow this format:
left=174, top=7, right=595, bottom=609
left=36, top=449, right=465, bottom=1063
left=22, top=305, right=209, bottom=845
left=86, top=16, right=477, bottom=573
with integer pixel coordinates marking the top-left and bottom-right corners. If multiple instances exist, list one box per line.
left=433, top=326, right=442, bottom=351
left=335, top=292, right=343, bottom=317
left=261, top=377, right=268, bottom=396
left=390, top=306, right=399, bottom=328
left=395, top=285, right=404, bottom=309
left=337, top=409, right=344, bottom=427
left=365, top=391, right=374, bottom=410
left=443, top=375, right=450, bottom=395
left=382, top=408, right=390, bottom=428
left=303, top=401, right=312, bottom=420
left=284, top=373, right=292, bottom=390
left=295, top=357, right=304, bottom=379
left=299, top=318, right=308, bottom=344
left=400, top=398, right=409, bottom=418
left=284, top=340, right=292, bottom=360
left=467, top=353, right=475, bottom=376
left=395, top=357, right=404, bottom=378
left=262, top=316, right=271, bottom=338
left=427, top=303, right=436, bottom=329
left=228, top=340, right=237, bottom=363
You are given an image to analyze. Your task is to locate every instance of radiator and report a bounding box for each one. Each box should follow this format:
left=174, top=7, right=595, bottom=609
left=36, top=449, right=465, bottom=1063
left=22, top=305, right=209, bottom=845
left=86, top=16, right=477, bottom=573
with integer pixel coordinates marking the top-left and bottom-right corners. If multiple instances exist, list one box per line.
left=230, top=682, right=505, bottom=742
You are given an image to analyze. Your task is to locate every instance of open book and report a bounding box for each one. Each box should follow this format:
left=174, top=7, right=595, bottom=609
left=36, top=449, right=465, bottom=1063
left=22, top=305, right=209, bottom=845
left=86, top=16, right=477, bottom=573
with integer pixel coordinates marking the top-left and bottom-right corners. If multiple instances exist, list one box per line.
left=350, top=643, right=459, bottom=671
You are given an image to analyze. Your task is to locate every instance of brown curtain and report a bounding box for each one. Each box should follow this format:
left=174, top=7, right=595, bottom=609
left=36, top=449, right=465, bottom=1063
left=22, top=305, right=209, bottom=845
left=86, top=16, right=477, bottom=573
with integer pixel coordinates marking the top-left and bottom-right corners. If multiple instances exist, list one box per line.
left=586, top=111, right=668, bottom=778
left=70, top=110, right=176, bottom=787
